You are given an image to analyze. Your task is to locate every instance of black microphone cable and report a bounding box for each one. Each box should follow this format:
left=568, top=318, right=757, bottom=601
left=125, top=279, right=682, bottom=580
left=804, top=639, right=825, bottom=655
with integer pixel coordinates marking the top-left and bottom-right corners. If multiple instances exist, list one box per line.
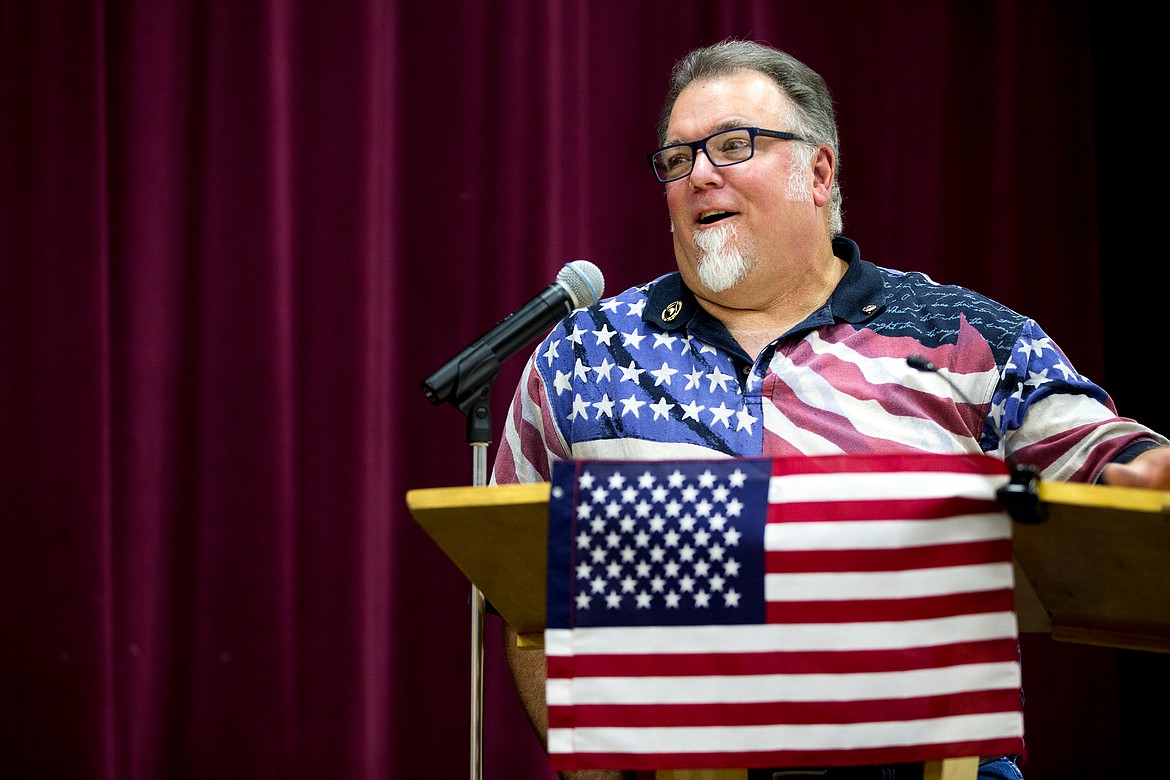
left=907, top=355, right=1045, bottom=524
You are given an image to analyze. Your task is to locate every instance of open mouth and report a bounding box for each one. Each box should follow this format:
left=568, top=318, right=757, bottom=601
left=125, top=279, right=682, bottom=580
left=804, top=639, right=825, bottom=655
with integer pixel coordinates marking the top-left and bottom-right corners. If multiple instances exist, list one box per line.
left=697, top=210, right=736, bottom=225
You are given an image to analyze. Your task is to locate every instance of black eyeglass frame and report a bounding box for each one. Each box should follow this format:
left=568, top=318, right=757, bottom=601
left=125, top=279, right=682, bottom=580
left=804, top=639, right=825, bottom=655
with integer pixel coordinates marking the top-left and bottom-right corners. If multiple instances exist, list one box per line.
left=647, top=126, right=811, bottom=183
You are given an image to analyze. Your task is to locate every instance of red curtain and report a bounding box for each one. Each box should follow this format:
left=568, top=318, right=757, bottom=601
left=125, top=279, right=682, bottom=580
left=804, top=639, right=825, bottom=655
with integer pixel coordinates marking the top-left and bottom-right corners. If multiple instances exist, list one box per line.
left=1, top=1, right=1163, bottom=778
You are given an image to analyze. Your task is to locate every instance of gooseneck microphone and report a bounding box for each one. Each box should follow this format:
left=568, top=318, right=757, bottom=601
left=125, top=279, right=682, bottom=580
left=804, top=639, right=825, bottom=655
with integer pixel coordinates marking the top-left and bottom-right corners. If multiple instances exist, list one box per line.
left=907, top=355, right=1045, bottom=523
left=422, top=260, right=605, bottom=408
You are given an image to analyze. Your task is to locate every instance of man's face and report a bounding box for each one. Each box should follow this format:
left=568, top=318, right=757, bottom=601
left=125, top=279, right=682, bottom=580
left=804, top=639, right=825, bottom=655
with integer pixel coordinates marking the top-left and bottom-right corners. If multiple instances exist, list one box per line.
left=664, top=71, right=817, bottom=295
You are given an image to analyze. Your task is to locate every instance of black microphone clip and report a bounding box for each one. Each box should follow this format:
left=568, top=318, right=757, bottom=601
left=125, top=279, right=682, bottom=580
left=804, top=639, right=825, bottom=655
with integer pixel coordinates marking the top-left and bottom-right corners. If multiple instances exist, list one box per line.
left=907, top=355, right=1046, bottom=524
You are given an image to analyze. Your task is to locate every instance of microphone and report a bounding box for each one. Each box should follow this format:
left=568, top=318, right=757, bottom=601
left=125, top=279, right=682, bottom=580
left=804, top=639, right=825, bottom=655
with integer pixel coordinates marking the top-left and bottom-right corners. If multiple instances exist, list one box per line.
left=421, top=260, right=605, bottom=407
left=907, top=355, right=1045, bottom=523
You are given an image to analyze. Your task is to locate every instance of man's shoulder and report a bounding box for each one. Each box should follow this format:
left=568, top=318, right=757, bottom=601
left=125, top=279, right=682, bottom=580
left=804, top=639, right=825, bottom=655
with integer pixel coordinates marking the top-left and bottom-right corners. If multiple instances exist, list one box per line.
left=582, top=272, right=682, bottom=327
left=876, top=265, right=1025, bottom=321
left=839, top=236, right=1022, bottom=319
left=531, top=272, right=676, bottom=367
left=858, top=261, right=1029, bottom=361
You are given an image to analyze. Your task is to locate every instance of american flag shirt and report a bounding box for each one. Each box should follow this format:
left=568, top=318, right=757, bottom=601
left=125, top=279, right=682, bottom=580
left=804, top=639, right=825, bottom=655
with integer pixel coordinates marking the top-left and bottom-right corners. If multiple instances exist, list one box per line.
left=491, top=237, right=1166, bottom=486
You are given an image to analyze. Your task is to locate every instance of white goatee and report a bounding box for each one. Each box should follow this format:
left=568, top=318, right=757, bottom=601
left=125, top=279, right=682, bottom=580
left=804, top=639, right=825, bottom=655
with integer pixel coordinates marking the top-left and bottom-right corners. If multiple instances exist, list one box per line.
left=693, top=223, right=752, bottom=292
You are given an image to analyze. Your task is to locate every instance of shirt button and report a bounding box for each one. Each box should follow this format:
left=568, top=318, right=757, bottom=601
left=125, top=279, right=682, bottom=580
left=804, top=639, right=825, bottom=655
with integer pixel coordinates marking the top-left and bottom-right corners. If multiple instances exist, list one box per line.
left=741, top=365, right=751, bottom=376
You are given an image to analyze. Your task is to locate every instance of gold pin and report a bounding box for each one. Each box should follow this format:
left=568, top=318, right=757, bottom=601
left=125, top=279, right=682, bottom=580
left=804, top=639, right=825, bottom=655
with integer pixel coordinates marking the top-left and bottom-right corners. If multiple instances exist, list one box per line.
left=862, top=304, right=877, bottom=314
left=662, top=300, right=683, bottom=322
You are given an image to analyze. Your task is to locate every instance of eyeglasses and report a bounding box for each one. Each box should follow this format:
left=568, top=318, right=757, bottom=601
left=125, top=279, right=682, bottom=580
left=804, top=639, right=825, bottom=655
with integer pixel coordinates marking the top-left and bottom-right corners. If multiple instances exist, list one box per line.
left=647, top=126, right=810, bottom=183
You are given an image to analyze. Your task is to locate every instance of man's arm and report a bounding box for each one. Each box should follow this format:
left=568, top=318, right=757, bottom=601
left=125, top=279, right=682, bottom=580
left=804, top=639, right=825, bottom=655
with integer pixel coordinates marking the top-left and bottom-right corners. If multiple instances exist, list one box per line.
left=502, top=623, right=636, bottom=780
left=502, top=623, right=549, bottom=741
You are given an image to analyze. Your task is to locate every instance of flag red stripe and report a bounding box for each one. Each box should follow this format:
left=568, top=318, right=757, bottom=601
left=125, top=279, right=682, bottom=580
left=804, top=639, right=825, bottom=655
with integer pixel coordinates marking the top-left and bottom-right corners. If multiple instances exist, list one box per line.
left=547, top=638, right=1018, bottom=678
left=548, top=688, right=1023, bottom=728
left=552, top=738, right=1025, bottom=771
left=767, top=496, right=1002, bottom=522
left=767, top=453, right=1007, bottom=476
left=765, top=589, right=1016, bottom=624
left=767, top=539, right=1013, bottom=572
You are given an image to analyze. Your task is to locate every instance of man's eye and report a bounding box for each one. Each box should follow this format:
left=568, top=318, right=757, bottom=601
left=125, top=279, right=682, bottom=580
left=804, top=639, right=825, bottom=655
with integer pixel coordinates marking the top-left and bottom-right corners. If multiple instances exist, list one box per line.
left=664, top=152, right=693, bottom=171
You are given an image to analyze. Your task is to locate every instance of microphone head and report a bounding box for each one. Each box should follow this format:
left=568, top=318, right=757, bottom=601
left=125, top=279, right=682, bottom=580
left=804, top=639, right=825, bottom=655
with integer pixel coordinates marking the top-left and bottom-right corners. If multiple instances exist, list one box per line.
left=557, top=260, right=605, bottom=309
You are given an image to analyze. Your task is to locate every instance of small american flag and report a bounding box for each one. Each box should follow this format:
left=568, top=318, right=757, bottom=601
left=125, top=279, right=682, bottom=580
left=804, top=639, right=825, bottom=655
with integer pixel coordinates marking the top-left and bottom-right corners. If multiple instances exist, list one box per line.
left=544, top=453, right=1024, bottom=772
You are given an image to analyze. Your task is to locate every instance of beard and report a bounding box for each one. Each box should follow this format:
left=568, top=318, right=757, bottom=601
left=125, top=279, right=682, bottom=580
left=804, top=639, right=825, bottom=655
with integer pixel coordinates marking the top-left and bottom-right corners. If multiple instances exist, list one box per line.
left=676, top=163, right=811, bottom=293
left=785, top=164, right=813, bottom=203
left=693, top=222, right=753, bottom=292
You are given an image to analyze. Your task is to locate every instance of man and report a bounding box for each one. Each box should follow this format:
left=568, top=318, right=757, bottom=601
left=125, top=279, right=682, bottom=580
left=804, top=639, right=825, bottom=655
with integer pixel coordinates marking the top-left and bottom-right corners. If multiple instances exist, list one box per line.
left=490, top=39, right=1170, bottom=780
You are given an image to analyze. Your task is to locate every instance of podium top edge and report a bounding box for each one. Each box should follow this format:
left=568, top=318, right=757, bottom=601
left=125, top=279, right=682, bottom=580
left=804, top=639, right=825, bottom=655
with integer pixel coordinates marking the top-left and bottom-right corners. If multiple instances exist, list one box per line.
left=404, top=477, right=1168, bottom=514
left=1037, top=480, right=1170, bottom=513
left=405, top=482, right=551, bottom=511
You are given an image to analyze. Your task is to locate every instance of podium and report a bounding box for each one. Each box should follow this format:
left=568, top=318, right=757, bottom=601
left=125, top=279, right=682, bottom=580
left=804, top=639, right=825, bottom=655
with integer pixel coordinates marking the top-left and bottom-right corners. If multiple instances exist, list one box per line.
left=1011, top=480, right=1170, bottom=651
left=405, top=476, right=1170, bottom=779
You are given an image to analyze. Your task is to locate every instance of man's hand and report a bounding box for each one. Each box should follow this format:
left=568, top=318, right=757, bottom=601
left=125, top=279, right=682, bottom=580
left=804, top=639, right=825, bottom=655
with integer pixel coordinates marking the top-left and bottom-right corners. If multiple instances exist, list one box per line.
left=1100, top=446, right=1170, bottom=490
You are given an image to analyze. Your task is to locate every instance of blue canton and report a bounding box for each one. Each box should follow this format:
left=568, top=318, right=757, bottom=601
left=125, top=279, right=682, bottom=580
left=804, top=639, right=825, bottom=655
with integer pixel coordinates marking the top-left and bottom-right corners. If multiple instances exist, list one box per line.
left=545, top=458, right=772, bottom=629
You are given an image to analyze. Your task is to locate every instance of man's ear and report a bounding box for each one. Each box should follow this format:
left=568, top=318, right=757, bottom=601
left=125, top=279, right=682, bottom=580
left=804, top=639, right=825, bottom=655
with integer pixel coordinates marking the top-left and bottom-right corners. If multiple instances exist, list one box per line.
left=811, top=146, right=835, bottom=207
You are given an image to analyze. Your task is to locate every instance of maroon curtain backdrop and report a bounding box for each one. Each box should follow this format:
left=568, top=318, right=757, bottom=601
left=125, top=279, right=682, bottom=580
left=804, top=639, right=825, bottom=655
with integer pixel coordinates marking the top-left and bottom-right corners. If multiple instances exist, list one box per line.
left=2, top=1, right=1164, bottom=779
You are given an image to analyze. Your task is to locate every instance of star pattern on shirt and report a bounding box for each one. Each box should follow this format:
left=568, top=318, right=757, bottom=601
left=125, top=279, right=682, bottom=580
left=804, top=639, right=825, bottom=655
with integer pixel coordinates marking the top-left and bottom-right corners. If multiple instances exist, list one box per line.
left=543, top=288, right=761, bottom=445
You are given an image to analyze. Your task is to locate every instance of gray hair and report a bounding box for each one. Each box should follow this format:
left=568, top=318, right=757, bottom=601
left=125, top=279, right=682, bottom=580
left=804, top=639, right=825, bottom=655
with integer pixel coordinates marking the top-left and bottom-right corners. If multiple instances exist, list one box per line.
left=657, top=40, right=844, bottom=236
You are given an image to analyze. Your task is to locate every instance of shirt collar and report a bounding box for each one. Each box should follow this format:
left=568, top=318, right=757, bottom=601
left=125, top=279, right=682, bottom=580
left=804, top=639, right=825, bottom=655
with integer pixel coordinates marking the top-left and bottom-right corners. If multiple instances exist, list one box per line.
left=642, top=236, right=887, bottom=332
left=828, top=236, right=886, bottom=324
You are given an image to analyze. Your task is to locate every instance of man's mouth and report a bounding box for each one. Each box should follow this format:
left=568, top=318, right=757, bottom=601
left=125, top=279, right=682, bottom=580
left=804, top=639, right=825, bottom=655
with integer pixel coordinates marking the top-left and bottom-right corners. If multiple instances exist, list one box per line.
left=697, top=210, right=736, bottom=225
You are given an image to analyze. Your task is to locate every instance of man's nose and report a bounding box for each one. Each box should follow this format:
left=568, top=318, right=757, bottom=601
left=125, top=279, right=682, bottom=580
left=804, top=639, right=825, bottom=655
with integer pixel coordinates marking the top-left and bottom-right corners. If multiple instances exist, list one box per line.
left=687, top=148, right=723, bottom=187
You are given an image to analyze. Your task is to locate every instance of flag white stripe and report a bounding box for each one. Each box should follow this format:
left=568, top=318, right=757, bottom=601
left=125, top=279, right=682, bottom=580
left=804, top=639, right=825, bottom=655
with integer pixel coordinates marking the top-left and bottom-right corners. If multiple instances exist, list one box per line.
left=573, top=437, right=734, bottom=462
left=805, top=337, right=1001, bottom=396
left=764, top=513, right=1010, bottom=550
left=768, top=471, right=1007, bottom=503
left=548, top=711, right=1024, bottom=755
left=774, top=374, right=976, bottom=456
left=545, top=612, right=1019, bottom=657
left=765, top=337, right=999, bottom=457
left=547, top=660, right=1021, bottom=706
left=765, top=562, right=1014, bottom=601
left=760, top=402, right=849, bottom=454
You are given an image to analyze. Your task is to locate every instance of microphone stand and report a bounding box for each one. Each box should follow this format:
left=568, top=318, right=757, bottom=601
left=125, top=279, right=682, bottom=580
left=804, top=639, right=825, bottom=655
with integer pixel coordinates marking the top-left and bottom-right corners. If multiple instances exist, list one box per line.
left=436, top=343, right=501, bottom=780
left=420, top=260, right=604, bottom=779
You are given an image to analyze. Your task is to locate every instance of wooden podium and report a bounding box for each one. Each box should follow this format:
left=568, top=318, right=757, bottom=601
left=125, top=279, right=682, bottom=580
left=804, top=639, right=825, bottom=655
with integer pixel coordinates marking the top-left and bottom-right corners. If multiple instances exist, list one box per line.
left=405, top=477, right=1170, bottom=779
left=1010, top=480, right=1170, bottom=651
